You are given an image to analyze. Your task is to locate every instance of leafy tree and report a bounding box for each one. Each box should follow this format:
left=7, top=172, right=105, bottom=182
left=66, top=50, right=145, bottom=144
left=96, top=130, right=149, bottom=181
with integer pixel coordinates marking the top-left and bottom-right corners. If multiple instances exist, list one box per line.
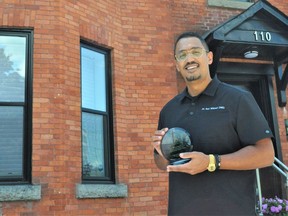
left=0, top=48, right=14, bottom=75
left=0, top=47, right=24, bottom=101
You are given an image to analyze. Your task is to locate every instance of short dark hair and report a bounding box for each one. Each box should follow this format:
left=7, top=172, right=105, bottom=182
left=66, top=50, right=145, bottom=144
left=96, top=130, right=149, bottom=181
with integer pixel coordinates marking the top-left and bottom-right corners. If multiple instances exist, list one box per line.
left=174, top=32, right=209, bottom=55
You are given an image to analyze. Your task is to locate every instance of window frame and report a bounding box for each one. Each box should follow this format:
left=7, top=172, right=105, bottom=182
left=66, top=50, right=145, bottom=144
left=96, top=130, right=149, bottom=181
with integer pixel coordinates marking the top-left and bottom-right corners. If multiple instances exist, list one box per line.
left=0, top=29, right=33, bottom=184
left=80, top=41, right=115, bottom=184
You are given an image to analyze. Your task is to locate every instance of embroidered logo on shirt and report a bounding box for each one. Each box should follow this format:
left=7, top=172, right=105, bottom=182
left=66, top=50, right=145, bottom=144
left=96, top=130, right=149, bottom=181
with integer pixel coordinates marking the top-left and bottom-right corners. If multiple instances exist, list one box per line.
left=201, top=106, right=225, bottom=111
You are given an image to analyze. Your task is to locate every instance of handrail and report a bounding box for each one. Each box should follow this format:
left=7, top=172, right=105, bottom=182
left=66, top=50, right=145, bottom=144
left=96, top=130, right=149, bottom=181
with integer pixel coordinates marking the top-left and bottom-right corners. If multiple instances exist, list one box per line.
left=273, top=157, right=288, bottom=187
left=256, top=168, right=264, bottom=216
left=256, top=157, right=288, bottom=216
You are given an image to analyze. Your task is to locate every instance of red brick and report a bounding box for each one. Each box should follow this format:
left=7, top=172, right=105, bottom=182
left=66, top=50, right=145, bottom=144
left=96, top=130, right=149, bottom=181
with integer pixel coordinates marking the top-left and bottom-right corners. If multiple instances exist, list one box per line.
left=0, top=0, right=287, bottom=215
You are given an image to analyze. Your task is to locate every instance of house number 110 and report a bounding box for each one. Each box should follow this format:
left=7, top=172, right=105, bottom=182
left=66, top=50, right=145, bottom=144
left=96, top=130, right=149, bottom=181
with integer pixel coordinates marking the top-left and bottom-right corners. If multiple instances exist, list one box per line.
left=253, top=31, right=272, bottom=42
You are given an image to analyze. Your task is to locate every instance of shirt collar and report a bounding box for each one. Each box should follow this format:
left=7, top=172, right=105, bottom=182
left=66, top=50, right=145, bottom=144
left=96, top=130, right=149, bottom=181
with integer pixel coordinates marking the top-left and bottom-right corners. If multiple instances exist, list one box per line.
left=178, top=76, right=221, bottom=102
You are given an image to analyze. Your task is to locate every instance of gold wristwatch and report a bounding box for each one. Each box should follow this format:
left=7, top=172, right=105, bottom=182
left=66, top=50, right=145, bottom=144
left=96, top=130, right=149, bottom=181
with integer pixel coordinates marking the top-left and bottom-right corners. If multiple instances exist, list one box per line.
left=207, top=154, right=216, bottom=172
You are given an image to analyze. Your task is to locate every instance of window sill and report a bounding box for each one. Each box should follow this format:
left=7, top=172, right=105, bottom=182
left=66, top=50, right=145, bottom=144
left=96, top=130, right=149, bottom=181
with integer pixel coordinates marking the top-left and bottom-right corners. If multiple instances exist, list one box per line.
left=76, top=183, right=128, bottom=199
left=0, top=184, right=41, bottom=202
left=208, top=0, right=253, bottom=10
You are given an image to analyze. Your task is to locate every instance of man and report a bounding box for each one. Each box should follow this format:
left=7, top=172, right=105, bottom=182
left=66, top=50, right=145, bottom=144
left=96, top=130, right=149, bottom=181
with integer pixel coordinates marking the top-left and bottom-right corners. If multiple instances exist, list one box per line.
left=152, top=32, right=275, bottom=215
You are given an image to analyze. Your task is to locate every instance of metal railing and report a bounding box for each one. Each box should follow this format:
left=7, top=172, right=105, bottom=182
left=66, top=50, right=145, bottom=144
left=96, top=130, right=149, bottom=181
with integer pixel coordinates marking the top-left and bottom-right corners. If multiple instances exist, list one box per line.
left=273, top=157, right=288, bottom=187
left=256, top=157, right=288, bottom=216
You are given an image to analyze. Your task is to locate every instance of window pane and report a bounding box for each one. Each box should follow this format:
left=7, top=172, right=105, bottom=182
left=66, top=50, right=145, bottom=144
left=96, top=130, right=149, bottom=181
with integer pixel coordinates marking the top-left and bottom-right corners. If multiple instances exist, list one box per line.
left=82, top=112, right=105, bottom=178
left=81, top=47, right=106, bottom=112
left=0, top=106, right=24, bottom=177
left=0, top=36, right=26, bottom=102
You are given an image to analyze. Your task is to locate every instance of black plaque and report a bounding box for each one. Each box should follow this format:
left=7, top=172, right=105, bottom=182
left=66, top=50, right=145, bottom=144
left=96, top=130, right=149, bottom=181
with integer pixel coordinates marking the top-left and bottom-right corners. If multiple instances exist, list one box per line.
left=160, top=127, right=193, bottom=165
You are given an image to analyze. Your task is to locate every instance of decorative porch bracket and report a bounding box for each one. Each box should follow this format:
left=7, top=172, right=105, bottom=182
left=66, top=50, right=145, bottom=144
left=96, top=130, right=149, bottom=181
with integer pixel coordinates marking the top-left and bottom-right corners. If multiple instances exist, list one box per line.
left=274, top=62, right=288, bottom=107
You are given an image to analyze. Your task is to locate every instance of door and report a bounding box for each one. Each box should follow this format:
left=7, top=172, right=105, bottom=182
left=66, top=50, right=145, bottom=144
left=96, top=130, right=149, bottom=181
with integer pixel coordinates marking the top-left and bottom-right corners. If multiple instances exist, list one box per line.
left=217, top=62, right=284, bottom=198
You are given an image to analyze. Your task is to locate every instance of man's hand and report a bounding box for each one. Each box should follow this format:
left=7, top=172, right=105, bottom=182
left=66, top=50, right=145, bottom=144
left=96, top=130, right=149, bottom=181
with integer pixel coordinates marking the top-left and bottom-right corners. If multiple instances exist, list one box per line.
left=152, top=128, right=170, bottom=170
left=151, top=128, right=169, bottom=157
left=167, top=152, right=209, bottom=175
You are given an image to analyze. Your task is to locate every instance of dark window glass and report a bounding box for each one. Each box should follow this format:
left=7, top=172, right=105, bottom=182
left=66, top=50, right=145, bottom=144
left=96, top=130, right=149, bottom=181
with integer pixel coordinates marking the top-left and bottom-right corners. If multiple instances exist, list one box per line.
left=81, top=42, right=114, bottom=183
left=0, top=31, right=33, bottom=183
left=0, top=107, right=24, bottom=178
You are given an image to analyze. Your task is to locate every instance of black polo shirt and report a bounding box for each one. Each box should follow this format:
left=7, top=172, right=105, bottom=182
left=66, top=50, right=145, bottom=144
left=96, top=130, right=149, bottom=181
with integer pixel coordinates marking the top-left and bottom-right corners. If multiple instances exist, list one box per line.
left=158, top=77, right=273, bottom=216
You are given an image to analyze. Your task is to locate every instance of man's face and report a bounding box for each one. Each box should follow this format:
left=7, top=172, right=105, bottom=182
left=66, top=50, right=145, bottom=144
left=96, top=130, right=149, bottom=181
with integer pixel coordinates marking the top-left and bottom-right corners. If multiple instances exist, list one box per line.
left=175, top=37, right=213, bottom=83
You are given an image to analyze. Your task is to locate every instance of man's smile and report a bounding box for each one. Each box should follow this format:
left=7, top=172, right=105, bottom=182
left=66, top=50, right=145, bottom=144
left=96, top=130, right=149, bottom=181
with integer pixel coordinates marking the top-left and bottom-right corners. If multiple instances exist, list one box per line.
left=185, top=63, right=199, bottom=71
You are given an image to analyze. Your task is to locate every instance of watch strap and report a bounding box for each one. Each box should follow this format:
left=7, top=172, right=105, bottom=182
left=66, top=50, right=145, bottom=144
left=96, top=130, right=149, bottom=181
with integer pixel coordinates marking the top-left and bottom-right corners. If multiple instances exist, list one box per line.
left=214, top=154, right=221, bottom=170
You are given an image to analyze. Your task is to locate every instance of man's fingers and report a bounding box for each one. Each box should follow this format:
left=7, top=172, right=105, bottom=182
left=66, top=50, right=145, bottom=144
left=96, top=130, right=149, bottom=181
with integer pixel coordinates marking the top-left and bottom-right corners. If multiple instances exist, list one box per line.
left=167, top=164, right=189, bottom=173
left=151, top=128, right=169, bottom=157
left=179, top=152, right=194, bottom=159
left=155, top=128, right=168, bottom=136
left=151, top=135, right=162, bottom=142
left=152, top=128, right=169, bottom=142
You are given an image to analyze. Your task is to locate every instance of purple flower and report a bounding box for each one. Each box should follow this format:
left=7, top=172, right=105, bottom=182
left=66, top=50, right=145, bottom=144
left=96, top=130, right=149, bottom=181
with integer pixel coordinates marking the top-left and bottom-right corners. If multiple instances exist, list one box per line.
left=270, top=206, right=280, bottom=213
left=261, top=196, right=288, bottom=214
left=262, top=204, right=268, bottom=210
left=276, top=197, right=283, bottom=204
left=261, top=204, right=268, bottom=214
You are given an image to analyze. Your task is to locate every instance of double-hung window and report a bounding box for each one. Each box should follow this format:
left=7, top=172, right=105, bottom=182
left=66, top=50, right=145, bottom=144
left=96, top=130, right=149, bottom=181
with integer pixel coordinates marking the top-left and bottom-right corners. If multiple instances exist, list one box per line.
left=80, top=42, right=115, bottom=184
left=0, top=29, right=33, bottom=184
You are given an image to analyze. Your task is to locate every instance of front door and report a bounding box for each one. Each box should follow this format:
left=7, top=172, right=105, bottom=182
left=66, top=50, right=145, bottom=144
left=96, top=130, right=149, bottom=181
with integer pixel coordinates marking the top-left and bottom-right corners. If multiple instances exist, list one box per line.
left=216, top=62, right=284, bottom=198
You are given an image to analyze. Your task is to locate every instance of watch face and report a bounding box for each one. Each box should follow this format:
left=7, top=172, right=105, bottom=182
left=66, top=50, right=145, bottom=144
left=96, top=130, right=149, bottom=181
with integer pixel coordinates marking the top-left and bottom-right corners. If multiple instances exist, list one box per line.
left=160, top=127, right=193, bottom=161
left=208, top=155, right=216, bottom=172
left=208, top=165, right=216, bottom=172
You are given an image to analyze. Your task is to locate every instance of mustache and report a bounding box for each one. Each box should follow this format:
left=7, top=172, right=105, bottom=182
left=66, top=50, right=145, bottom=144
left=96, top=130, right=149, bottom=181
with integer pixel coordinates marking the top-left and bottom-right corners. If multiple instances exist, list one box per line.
left=184, top=61, right=199, bottom=68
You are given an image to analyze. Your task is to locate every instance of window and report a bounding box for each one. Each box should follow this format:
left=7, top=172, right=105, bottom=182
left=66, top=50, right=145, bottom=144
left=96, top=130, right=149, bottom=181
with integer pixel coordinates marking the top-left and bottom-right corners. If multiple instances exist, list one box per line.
left=0, top=29, right=33, bottom=183
left=81, top=42, right=115, bottom=183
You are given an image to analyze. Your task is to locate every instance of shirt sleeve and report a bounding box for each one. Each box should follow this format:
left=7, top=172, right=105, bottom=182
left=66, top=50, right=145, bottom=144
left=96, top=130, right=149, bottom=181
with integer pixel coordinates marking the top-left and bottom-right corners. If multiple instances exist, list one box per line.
left=236, top=91, right=273, bottom=146
left=157, top=111, right=163, bottom=130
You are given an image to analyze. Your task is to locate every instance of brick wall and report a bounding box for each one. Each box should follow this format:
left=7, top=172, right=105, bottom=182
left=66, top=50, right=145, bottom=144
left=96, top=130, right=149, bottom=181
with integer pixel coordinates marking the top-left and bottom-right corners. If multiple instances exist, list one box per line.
left=0, top=0, right=287, bottom=215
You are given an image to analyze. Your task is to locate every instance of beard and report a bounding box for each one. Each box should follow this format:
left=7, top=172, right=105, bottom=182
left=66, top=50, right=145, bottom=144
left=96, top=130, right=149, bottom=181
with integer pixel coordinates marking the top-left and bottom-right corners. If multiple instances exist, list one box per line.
left=185, top=74, right=201, bottom=82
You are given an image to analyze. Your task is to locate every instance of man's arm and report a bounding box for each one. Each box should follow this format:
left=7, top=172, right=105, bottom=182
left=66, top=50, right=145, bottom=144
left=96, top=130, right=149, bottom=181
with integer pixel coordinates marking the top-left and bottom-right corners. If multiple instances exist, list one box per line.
left=220, top=138, right=274, bottom=170
left=166, top=137, right=274, bottom=175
